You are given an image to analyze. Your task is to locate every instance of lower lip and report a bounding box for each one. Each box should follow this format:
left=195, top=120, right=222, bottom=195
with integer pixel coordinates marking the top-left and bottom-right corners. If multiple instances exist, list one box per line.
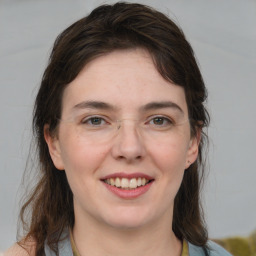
left=102, top=181, right=153, bottom=199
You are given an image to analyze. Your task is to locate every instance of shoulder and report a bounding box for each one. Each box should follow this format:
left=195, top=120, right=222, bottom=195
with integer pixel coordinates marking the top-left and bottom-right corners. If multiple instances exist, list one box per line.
left=4, top=240, right=36, bottom=256
left=188, top=240, right=232, bottom=256
left=3, top=244, right=29, bottom=256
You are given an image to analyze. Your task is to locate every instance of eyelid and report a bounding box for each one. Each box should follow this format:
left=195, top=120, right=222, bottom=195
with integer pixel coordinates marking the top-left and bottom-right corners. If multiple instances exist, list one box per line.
left=146, top=115, right=174, bottom=124
left=80, top=115, right=111, bottom=125
left=80, top=115, right=175, bottom=124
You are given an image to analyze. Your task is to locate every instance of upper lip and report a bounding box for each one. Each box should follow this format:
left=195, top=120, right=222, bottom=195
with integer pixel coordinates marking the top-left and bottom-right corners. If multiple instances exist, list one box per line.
left=101, top=172, right=154, bottom=180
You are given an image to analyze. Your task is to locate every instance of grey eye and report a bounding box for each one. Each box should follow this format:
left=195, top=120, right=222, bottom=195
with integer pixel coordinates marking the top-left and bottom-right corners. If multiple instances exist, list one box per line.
left=82, top=116, right=106, bottom=126
left=89, top=117, right=103, bottom=125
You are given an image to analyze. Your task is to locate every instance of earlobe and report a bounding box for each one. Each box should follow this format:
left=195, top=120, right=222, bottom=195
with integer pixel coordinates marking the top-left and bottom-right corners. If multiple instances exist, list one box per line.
left=185, top=129, right=201, bottom=169
left=44, top=125, right=65, bottom=170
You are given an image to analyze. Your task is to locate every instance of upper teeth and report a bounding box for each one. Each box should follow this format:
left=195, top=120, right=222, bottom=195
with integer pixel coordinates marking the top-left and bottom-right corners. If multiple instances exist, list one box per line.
left=104, top=177, right=149, bottom=189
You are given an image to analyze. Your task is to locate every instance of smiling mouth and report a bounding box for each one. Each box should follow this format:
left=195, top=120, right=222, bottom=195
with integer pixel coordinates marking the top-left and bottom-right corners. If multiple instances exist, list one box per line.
left=102, top=177, right=153, bottom=190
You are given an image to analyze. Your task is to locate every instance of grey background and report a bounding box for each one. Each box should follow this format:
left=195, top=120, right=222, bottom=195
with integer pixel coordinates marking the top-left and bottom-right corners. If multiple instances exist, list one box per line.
left=0, top=0, right=255, bottom=251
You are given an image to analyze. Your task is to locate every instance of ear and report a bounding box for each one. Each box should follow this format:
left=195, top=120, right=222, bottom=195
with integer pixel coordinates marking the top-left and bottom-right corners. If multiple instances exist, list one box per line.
left=185, top=128, right=201, bottom=169
left=44, top=124, right=65, bottom=170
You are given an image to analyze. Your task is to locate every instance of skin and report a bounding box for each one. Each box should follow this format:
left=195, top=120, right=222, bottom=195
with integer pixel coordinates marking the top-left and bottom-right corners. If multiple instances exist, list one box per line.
left=44, top=48, right=200, bottom=256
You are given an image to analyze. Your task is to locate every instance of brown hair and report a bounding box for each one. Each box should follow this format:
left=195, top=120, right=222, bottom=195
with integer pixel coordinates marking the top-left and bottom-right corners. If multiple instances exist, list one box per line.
left=19, top=2, right=210, bottom=255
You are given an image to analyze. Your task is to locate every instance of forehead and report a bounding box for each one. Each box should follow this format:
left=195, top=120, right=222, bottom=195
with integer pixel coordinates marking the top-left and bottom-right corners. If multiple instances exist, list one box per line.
left=62, top=49, right=188, bottom=116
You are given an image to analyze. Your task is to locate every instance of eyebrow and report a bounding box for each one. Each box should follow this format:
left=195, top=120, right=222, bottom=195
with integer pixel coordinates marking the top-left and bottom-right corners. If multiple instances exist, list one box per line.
left=140, top=101, right=184, bottom=115
left=73, top=100, right=117, bottom=111
left=72, top=100, right=184, bottom=115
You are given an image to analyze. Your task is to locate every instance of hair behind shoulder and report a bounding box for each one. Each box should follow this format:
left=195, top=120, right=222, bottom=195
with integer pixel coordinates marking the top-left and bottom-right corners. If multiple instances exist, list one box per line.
left=19, top=2, right=210, bottom=255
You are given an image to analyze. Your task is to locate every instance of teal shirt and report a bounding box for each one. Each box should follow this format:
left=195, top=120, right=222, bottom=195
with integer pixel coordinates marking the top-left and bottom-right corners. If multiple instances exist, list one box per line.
left=44, top=230, right=232, bottom=256
left=189, top=241, right=232, bottom=255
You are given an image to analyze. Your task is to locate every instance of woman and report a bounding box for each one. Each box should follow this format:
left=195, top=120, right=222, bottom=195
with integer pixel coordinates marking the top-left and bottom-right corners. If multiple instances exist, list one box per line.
left=5, top=2, right=231, bottom=256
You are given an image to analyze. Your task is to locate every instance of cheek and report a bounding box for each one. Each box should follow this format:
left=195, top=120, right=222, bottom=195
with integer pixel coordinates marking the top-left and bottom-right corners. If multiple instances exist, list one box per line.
left=147, top=142, right=188, bottom=213
left=59, top=137, right=110, bottom=202
left=148, top=137, right=189, bottom=196
left=149, top=138, right=189, bottom=172
left=58, top=131, right=110, bottom=177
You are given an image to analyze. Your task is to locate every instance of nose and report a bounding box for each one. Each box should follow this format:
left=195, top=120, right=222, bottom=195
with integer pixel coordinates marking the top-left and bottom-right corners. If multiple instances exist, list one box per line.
left=111, top=120, right=146, bottom=162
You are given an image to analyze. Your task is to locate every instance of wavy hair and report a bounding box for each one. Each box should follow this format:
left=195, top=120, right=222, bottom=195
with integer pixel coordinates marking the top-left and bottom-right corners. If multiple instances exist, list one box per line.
left=19, top=2, right=210, bottom=255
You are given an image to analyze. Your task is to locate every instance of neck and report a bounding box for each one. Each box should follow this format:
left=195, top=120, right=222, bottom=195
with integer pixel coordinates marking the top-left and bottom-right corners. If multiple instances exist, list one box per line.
left=72, top=210, right=182, bottom=256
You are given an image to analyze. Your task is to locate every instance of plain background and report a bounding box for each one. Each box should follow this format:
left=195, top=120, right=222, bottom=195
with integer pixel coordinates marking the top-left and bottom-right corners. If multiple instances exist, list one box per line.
left=0, top=0, right=255, bottom=251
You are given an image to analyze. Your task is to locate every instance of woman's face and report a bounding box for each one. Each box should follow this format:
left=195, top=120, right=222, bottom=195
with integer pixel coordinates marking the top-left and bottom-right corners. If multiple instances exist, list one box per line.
left=45, top=49, right=199, bottom=230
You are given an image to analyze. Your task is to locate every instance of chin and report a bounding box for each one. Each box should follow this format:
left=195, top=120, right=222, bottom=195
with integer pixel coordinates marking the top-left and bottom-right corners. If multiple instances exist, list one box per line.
left=107, top=218, right=148, bottom=230
left=102, top=207, right=153, bottom=230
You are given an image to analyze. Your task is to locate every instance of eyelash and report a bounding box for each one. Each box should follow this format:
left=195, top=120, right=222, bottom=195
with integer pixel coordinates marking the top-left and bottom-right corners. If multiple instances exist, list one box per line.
left=81, top=115, right=174, bottom=127
left=147, top=116, right=174, bottom=127
left=81, top=116, right=109, bottom=126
